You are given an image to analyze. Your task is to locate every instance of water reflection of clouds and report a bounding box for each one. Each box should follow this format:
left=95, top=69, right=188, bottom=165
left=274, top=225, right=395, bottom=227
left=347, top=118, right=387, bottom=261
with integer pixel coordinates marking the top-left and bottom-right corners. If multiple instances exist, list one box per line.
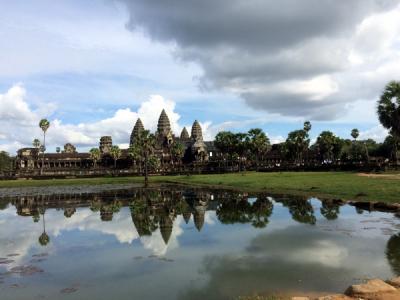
left=0, top=206, right=188, bottom=263
left=178, top=225, right=393, bottom=300
left=141, top=216, right=184, bottom=256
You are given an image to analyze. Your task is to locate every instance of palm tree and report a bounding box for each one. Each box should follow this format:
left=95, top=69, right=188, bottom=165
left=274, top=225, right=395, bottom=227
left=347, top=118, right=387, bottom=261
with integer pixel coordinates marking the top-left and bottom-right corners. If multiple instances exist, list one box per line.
left=109, top=145, right=121, bottom=169
left=378, top=81, right=400, bottom=164
left=285, top=129, right=310, bottom=164
left=89, top=148, right=101, bottom=168
left=246, top=128, right=270, bottom=171
left=39, top=119, right=50, bottom=174
left=136, top=130, right=156, bottom=186
left=171, top=142, right=185, bottom=166
left=351, top=128, right=359, bottom=141
left=214, top=131, right=237, bottom=169
left=303, top=121, right=312, bottom=133
left=350, top=128, right=360, bottom=160
left=128, top=144, right=142, bottom=174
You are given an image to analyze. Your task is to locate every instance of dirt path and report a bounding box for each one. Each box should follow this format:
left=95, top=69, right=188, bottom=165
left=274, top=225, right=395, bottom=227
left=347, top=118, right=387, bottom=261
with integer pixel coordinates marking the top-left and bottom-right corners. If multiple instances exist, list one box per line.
left=357, top=173, right=400, bottom=179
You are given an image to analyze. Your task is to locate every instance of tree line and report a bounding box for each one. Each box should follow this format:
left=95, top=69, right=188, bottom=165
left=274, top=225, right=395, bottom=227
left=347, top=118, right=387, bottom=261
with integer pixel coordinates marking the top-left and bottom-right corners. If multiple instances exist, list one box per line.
left=213, top=81, right=400, bottom=167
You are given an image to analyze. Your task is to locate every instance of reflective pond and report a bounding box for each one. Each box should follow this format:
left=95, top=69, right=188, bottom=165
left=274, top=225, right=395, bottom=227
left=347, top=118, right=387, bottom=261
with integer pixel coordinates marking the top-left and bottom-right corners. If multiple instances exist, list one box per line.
left=1, top=185, right=400, bottom=299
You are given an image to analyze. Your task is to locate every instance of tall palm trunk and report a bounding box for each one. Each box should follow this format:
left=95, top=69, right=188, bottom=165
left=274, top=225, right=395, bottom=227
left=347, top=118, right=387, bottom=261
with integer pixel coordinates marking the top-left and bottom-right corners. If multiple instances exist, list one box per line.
left=364, top=143, right=370, bottom=165
left=41, top=132, right=46, bottom=175
left=394, top=135, right=399, bottom=166
left=144, top=152, right=149, bottom=187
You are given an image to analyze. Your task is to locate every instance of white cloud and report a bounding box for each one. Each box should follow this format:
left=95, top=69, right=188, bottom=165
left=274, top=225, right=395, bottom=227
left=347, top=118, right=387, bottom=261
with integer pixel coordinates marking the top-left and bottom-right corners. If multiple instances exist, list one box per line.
left=0, top=84, right=219, bottom=154
left=359, top=125, right=389, bottom=142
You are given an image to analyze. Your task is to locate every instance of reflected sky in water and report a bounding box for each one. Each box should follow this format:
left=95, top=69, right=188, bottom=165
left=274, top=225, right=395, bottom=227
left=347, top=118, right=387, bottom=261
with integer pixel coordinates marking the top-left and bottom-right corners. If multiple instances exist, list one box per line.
left=0, top=186, right=400, bottom=300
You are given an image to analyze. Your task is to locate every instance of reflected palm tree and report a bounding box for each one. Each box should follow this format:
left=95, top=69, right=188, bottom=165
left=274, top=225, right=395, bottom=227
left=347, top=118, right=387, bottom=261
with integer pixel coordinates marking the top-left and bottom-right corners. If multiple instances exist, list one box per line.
left=130, top=201, right=154, bottom=236
left=38, top=207, right=50, bottom=246
left=280, top=198, right=316, bottom=225
left=320, top=201, right=340, bottom=220
left=216, top=197, right=252, bottom=224
left=386, top=233, right=400, bottom=276
left=251, top=196, right=273, bottom=228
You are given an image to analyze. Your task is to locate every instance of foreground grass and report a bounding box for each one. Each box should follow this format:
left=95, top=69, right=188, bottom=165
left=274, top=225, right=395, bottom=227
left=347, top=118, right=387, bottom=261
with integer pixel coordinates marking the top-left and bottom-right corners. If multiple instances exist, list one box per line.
left=0, top=172, right=399, bottom=203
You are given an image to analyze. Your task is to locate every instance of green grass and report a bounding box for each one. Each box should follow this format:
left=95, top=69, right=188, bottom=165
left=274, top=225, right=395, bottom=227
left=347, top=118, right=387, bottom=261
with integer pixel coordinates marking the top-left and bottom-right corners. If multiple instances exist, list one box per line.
left=1, top=172, right=400, bottom=203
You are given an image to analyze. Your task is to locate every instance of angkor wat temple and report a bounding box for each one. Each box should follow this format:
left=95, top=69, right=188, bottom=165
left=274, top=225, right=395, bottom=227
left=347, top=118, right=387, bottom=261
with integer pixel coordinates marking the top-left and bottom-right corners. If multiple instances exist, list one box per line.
left=15, top=110, right=217, bottom=177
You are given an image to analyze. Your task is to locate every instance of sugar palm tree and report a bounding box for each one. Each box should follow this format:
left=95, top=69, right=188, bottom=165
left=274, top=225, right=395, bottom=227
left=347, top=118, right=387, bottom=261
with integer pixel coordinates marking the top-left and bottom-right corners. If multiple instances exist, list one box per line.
left=128, top=144, right=142, bottom=174
left=378, top=81, right=400, bottom=164
left=38, top=207, right=49, bottom=246
left=109, top=145, right=121, bottom=169
left=89, top=148, right=101, bottom=168
left=246, top=128, right=270, bottom=171
left=39, top=119, right=50, bottom=174
left=171, top=142, right=185, bottom=165
left=351, top=128, right=359, bottom=141
left=136, top=130, right=156, bottom=186
left=303, top=121, right=312, bottom=133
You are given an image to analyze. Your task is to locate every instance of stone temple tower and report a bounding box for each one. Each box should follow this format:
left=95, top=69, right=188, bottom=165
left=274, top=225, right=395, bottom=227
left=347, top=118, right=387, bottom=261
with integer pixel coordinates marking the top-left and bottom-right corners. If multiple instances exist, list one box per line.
left=157, top=109, right=173, bottom=145
left=99, top=136, right=112, bottom=154
left=157, top=109, right=171, bottom=136
left=130, top=118, right=144, bottom=146
left=180, top=127, right=190, bottom=141
left=190, top=120, right=208, bottom=160
left=191, top=120, right=203, bottom=141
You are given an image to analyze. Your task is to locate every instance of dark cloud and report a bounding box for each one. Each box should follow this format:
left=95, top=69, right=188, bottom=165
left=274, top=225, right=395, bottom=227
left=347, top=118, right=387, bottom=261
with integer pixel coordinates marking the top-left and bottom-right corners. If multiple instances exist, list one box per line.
left=119, top=0, right=399, bottom=119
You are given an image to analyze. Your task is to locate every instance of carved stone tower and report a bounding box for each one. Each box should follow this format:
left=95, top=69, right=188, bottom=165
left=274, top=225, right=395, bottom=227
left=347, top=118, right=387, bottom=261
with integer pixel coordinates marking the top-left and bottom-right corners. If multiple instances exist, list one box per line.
left=130, top=118, right=144, bottom=146
left=99, top=136, right=112, bottom=154
left=191, top=120, right=203, bottom=141
left=157, top=109, right=171, bottom=137
left=180, top=127, right=190, bottom=140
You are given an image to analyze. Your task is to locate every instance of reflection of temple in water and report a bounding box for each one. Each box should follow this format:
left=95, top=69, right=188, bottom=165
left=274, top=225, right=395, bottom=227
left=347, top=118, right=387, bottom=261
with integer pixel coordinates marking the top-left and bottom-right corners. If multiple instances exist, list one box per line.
left=3, top=187, right=349, bottom=246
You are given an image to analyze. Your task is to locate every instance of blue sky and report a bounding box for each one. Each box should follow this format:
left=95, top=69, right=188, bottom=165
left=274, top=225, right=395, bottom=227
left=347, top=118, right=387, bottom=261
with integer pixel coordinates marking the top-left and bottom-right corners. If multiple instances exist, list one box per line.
left=1, top=0, right=400, bottom=153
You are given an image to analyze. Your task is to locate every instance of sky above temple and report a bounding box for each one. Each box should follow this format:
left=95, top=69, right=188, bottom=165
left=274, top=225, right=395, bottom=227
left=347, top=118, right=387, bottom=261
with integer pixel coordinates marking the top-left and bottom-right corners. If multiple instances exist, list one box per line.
left=1, top=0, right=400, bottom=153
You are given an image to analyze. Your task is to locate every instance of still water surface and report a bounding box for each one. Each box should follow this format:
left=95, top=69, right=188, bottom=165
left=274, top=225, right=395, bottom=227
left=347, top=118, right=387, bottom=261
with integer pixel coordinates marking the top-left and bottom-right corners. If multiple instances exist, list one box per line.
left=0, top=185, right=400, bottom=299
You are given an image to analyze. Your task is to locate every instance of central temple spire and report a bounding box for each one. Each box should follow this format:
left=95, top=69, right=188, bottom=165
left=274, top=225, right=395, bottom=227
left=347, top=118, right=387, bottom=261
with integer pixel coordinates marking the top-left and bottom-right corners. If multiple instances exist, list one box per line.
left=157, top=109, right=171, bottom=136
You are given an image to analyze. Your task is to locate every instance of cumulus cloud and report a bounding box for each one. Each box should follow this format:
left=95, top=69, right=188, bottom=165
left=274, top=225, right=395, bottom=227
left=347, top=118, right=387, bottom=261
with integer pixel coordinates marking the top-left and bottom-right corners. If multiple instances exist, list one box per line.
left=120, top=0, right=400, bottom=120
left=0, top=84, right=219, bottom=153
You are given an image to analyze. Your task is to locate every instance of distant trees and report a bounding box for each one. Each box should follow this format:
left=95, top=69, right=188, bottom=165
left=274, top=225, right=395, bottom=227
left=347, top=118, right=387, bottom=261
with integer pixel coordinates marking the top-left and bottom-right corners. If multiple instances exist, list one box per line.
left=378, top=81, right=400, bottom=164
left=284, top=124, right=310, bottom=164
left=214, top=128, right=270, bottom=170
left=0, top=151, right=13, bottom=172
left=246, top=128, right=270, bottom=170
left=314, top=131, right=342, bottom=163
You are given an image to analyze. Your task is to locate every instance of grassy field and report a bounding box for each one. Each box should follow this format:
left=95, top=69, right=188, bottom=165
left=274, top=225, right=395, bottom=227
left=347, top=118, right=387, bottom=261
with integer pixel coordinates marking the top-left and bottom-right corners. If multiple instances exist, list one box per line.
left=0, top=171, right=399, bottom=202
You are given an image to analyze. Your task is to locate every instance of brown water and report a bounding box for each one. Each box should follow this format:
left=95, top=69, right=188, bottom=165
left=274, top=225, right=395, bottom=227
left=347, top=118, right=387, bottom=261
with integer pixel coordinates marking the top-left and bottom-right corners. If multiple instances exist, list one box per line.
left=0, top=186, right=399, bottom=299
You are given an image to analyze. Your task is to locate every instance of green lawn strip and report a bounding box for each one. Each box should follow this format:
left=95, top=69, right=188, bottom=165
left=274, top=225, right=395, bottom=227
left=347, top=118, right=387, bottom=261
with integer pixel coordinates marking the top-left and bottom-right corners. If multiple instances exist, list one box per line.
left=0, top=172, right=399, bottom=203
